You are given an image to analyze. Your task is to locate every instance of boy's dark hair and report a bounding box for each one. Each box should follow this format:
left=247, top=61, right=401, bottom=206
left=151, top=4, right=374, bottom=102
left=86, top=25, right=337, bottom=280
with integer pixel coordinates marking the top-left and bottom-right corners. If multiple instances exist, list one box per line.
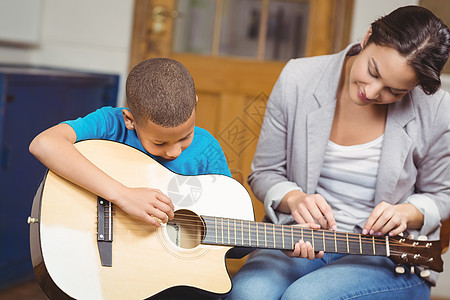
left=126, top=58, right=197, bottom=127
left=367, top=5, right=450, bottom=95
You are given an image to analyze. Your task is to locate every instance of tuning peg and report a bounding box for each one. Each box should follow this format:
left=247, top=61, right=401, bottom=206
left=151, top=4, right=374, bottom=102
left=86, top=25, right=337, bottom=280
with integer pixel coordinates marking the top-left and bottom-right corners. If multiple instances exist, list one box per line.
left=398, top=232, right=404, bottom=237
left=417, top=235, right=428, bottom=241
left=407, top=234, right=414, bottom=240
left=420, top=270, right=431, bottom=278
left=395, top=266, right=405, bottom=274
left=410, top=266, right=415, bottom=274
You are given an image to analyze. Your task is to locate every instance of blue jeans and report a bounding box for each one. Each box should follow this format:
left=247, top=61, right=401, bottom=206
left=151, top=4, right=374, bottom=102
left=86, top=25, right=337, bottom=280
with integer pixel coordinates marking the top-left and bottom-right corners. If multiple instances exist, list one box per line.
left=225, top=249, right=430, bottom=300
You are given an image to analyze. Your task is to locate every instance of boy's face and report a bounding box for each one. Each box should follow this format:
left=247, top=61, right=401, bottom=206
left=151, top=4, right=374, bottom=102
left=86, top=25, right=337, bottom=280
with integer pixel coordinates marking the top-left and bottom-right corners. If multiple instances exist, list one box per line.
left=123, top=109, right=195, bottom=161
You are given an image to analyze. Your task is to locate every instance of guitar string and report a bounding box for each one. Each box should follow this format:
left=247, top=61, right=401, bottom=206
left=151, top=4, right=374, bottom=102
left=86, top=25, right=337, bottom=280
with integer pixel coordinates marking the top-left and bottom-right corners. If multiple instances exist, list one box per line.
left=110, top=219, right=428, bottom=248
left=100, top=207, right=432, bottom=249
left=101, top=212, right=432, bottom=249
left=107, top=224, right=432, bottom=251
left=160, top=231, right=425, bottom=251
left=167, top=214, right=420, bottom=246
left=105, top=227, right=436, bottom=262
left=106, top=224, right=433, bottom=257
left=104, top=228, right=424, bottom=257
left=100, top=208, right=409, bottom=246
left=99, top=205, right=434, bottom=250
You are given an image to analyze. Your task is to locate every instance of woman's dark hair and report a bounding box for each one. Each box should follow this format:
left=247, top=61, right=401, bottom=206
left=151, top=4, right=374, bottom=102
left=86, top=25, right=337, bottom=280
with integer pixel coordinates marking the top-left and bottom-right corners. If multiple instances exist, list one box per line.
left=366, top=5, right=450, bottom=95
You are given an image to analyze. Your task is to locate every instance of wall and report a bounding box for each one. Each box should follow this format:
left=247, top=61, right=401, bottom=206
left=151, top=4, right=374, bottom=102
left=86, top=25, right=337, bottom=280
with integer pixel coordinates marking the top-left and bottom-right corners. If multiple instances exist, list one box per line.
left=0, top=0, right=134, bottom=106
left=0, top=0, right=42, bottom=45
left=349, top=0, right=419, bottom=44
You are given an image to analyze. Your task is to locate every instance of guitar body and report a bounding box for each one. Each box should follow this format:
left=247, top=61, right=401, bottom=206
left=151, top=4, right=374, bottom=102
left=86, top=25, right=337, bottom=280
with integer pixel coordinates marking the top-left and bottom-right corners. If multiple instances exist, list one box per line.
left=29, top=140, right=255, bottom=300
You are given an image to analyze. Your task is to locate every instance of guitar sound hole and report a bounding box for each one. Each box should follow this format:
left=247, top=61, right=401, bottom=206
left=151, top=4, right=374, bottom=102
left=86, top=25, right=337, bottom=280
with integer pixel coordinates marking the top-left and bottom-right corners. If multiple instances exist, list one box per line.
left=166, top=209, right=205, bottom=249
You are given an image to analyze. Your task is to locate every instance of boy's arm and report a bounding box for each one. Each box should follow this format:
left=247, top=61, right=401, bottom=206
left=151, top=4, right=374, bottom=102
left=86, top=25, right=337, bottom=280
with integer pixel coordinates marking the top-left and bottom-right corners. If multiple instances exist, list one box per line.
left=29, top=123, right=174, bottom=226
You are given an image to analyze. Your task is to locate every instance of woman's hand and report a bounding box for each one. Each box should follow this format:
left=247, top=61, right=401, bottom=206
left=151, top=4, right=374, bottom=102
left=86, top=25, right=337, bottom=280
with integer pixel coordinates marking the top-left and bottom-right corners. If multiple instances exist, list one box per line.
left=279, top=190, right=337, bottom=230
left=363, top=202, right=424, bottom=236
left=283, top=223, right=324, bottom=259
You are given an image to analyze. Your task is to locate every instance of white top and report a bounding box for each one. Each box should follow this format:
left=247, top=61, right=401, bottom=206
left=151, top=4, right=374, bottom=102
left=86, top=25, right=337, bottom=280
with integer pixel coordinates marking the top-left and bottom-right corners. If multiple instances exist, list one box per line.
left=315, top=135, right=384, bottom=233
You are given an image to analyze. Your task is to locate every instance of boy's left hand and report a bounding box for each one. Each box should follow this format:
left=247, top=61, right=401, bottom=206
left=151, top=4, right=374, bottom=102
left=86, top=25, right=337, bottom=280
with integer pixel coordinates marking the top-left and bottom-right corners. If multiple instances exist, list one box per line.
left=283, top=223, right=324, bottom=260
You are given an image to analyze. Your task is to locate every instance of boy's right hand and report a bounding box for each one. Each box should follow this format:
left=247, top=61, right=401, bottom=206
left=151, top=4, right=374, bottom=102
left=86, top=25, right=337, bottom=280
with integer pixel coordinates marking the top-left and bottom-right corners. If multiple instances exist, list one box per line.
left=115, top=187, right=175, bottom=227
left=29, top=124, right=175, bottom=228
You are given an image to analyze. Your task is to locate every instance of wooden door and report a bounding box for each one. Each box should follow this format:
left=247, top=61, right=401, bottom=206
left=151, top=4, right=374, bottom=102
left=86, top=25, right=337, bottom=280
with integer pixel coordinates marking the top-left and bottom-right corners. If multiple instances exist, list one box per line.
left=129, top=0, right=353, bottom=277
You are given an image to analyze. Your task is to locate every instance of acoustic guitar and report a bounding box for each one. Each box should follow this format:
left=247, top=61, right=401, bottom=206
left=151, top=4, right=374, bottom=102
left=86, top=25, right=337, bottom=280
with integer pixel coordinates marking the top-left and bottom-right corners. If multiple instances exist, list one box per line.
left=28, top=140, right=443, bottom=300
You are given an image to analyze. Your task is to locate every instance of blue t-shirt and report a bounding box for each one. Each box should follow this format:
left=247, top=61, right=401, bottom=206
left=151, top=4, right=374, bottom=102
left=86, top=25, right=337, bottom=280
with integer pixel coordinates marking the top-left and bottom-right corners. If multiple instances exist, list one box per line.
left=63, top=106, right=231, bottom=177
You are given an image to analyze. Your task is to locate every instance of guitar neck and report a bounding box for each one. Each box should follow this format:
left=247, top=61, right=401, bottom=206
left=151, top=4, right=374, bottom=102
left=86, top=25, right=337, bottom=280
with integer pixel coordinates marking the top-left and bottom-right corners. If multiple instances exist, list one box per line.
left=202, top=216, right=389, bottom=257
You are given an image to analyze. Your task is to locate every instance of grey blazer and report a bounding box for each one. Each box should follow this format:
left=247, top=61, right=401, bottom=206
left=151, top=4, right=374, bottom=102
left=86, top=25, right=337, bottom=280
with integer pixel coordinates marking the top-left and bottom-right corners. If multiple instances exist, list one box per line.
left=248, top=44, right=450, bottom=242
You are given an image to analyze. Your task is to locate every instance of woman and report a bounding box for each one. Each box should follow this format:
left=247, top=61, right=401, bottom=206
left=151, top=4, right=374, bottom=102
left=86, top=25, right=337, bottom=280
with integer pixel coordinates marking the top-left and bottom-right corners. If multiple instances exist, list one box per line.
left=226, top=5, right=450, bottom=300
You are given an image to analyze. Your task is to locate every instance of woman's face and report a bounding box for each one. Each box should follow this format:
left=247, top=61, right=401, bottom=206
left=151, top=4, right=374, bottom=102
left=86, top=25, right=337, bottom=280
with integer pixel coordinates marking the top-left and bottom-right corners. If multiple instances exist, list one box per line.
left=348, top=43, right=418, bottom=106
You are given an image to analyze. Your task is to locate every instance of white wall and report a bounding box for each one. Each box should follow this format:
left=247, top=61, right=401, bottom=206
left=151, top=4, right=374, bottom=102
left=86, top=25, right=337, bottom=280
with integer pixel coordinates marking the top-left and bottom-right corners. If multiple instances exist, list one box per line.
left=349, top=0, right=419, bottom=43
left=0, top=0, right=42, bottom=45
left=0, top=0, right=134, bottom=106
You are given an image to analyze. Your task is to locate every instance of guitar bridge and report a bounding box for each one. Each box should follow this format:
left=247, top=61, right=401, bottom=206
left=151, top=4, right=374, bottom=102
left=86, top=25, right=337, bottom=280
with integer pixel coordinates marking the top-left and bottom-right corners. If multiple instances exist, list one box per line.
left=97, top=197, right=113, bottom=267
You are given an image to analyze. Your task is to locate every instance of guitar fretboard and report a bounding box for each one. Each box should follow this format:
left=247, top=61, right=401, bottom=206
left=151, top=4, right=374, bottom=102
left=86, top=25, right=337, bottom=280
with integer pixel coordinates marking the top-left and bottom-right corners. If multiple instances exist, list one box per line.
left=202, top=216, right=388, bottom=256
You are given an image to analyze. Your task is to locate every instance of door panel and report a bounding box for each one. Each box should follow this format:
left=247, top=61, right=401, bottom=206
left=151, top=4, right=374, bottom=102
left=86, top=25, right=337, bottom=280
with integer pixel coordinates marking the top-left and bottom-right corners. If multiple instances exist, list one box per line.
left=169, top=52, right=284, bottom=224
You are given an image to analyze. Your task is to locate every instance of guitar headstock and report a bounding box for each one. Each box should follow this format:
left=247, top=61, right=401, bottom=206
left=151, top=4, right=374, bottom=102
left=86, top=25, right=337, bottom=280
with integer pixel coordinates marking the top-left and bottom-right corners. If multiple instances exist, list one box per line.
left=389, top=235, right=443, bottom=273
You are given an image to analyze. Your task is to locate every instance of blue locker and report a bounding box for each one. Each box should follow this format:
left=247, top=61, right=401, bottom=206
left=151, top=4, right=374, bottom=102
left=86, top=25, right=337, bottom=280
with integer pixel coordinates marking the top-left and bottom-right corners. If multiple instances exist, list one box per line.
left=0, top=65, right=119, bottom=289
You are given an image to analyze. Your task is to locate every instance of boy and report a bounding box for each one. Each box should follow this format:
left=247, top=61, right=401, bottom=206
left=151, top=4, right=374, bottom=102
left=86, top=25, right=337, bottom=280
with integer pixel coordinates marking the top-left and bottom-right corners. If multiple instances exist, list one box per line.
left=29, top=57, right=231, bottom=227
